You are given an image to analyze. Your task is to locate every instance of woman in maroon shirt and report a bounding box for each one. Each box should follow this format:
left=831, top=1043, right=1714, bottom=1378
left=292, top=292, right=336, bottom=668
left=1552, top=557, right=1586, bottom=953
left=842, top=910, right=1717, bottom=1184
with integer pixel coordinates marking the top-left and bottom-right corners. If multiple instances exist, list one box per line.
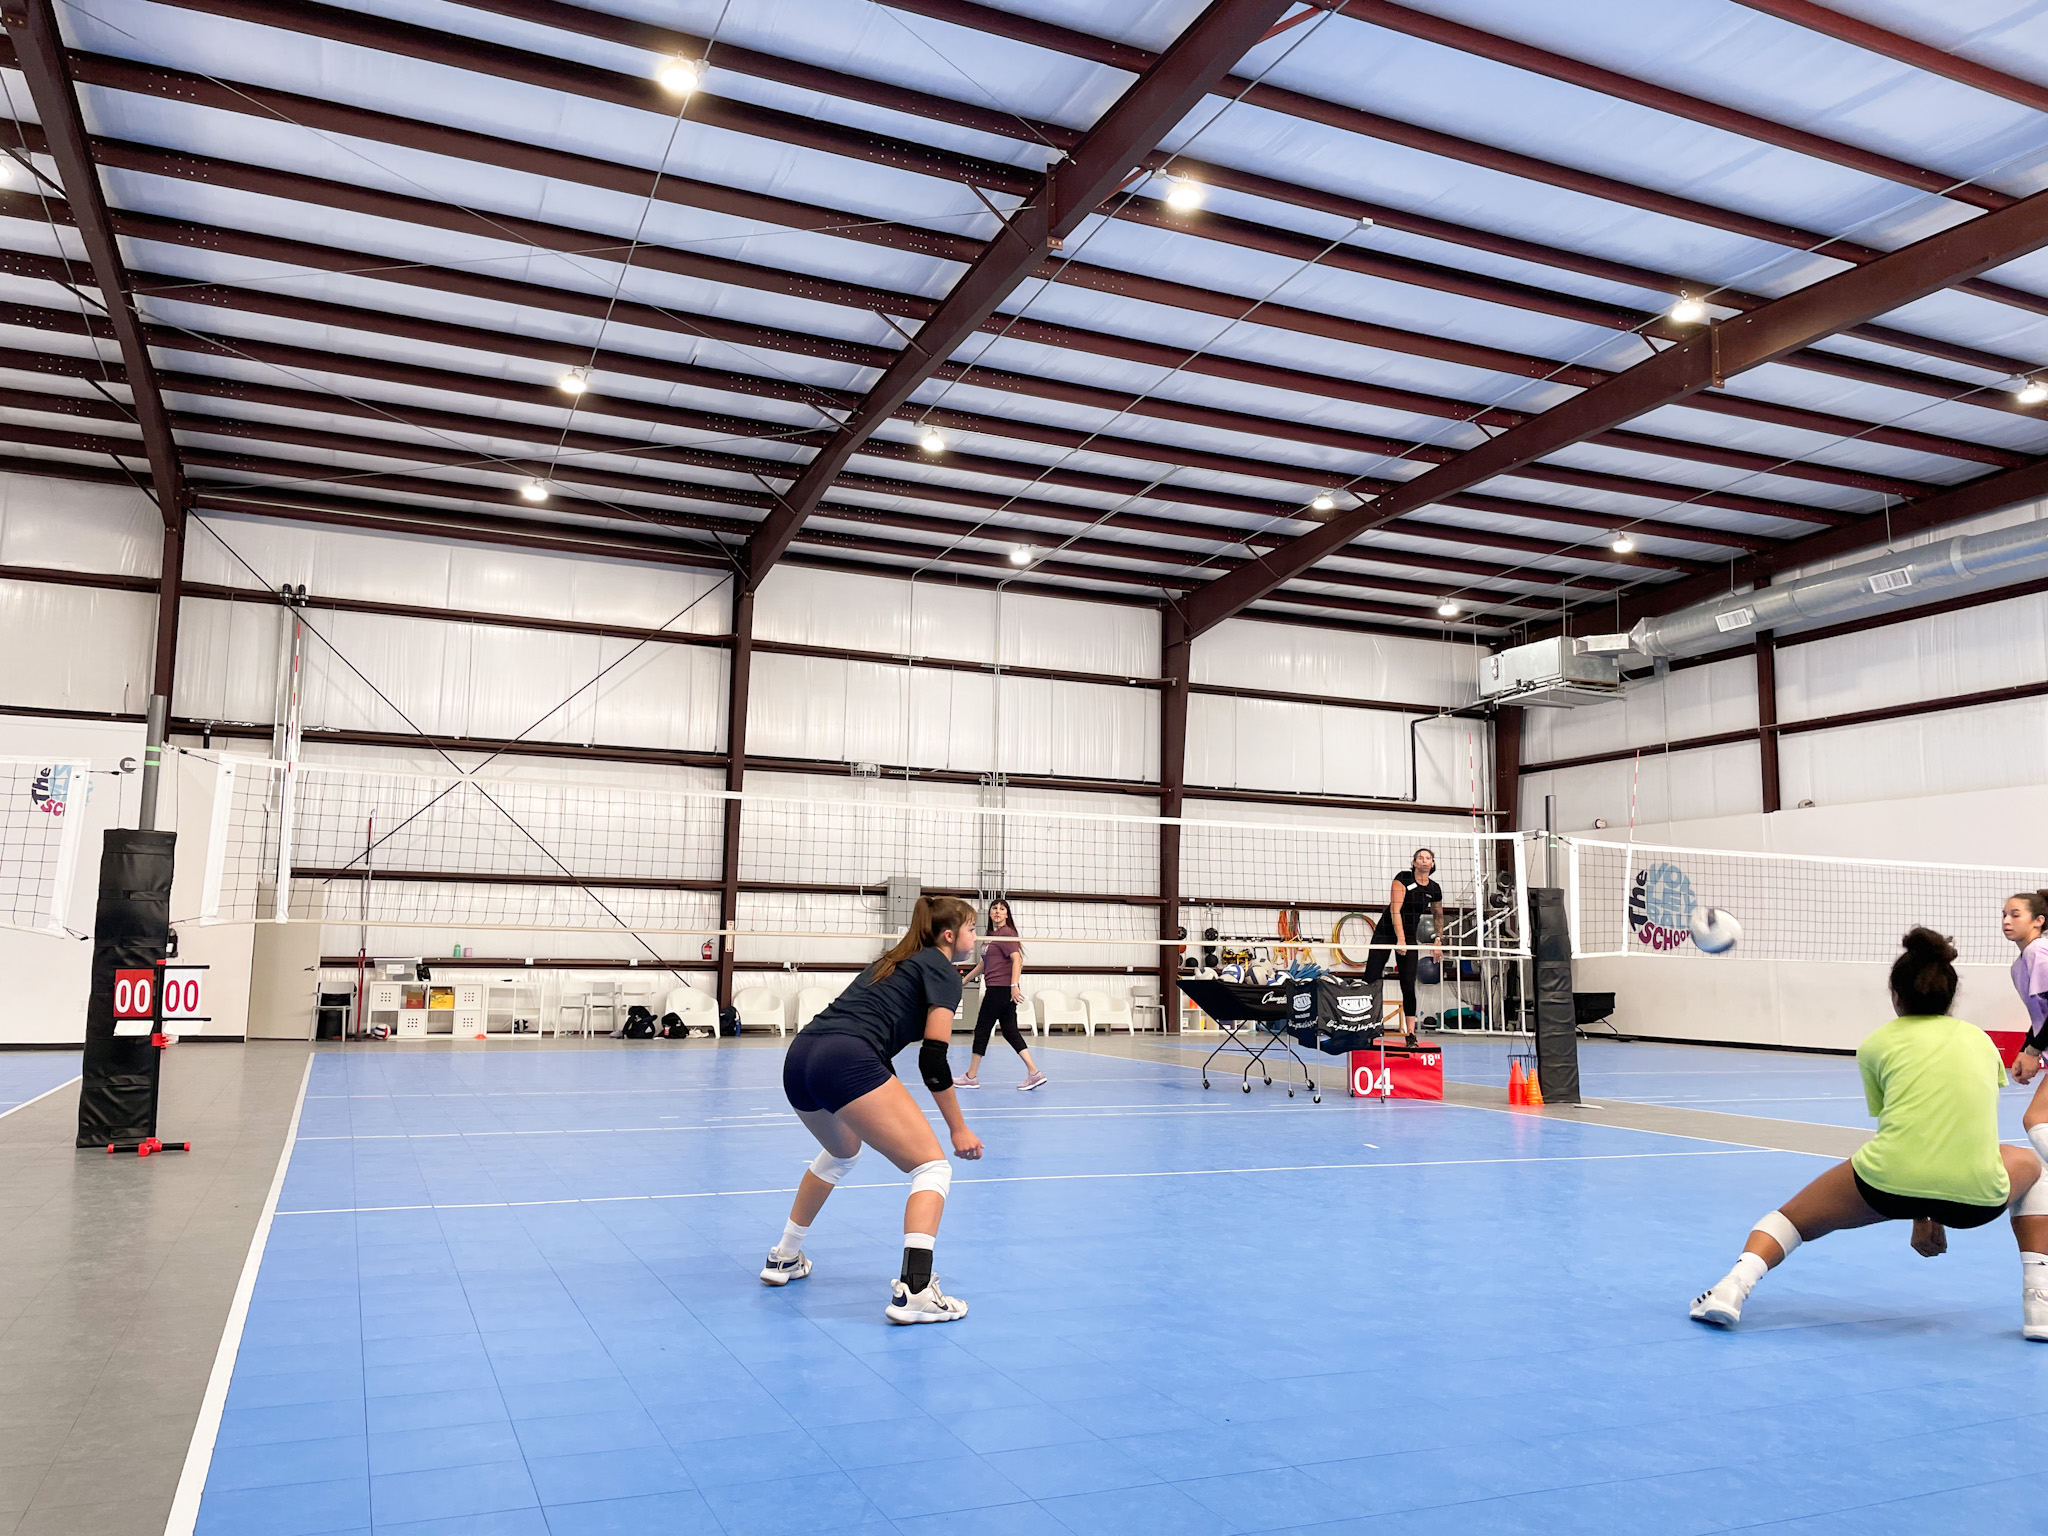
left=959, top=899, right=1047, bottom=1091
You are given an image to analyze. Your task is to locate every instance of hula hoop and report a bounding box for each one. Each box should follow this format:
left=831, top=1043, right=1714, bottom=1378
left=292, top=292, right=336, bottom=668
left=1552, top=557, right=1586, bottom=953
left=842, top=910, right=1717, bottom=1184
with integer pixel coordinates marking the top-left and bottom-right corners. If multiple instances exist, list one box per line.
left=1330, top=911, right=1375, bottom=969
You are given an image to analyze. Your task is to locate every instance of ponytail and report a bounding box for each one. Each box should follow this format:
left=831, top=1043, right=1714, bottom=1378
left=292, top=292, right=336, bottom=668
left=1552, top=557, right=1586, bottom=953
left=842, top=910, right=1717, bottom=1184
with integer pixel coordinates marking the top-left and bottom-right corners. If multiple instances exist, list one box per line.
left=871, top=894, right=977, bottom=985
left=1889, top=926, right=1959, bottom=1017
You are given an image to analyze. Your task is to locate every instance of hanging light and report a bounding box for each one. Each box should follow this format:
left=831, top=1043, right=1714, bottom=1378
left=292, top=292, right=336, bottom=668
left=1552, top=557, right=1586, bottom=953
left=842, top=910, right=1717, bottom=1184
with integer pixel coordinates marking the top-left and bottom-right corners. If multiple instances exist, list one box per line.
left=1610, top=532, right=1636, bottom=554
left=1163, top=176, right=1205, bottom=213
left=919, top=426, right=946, bottom=455
left=1436, top=600, right=1460, bottom=618
left=557, top=366, right=590, bottom=396
left=2017, top=378, right=2048, bottom=405
left=657, top=56, right=702, bottom=95
left=1669, top=293, right=1709, bottom=325
left=1310, top=492, right=1337, bottom=513
left=1009, top=546, right=1032, bottom=565
left=520, top=480, right=550, bottom=502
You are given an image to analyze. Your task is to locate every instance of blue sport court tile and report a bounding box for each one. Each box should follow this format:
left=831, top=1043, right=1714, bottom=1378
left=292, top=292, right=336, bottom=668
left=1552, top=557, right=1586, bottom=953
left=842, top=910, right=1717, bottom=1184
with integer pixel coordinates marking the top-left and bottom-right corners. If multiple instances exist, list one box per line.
left=188, top=1043, right=2048, bottom=1536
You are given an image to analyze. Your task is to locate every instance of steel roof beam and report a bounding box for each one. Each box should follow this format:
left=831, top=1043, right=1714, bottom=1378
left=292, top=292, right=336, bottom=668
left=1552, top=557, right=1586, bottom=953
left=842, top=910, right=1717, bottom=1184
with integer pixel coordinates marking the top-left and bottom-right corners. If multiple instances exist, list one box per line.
left=739, top=0, right=1297, bottom=584
left=1182, top=184, right=2048, bottom=635
left=56, top=46, right=2047, bottom=406
left=0, top=223, right=1915, bottom=534
left=1, top=0, right=183, bottom=523
left=1342, top=0, right=2014, bottom=213
left=143, top=0, right=1040, bottom=195
left=61, top=136, right=2020, bottom=484
left=0, top=291, right=1743, bottom=556
left=1729, top=1, right=2048, bottom=116
left=882, top=0, right=2048, bottom=323
left=141, top=383, right=1628, bottom=601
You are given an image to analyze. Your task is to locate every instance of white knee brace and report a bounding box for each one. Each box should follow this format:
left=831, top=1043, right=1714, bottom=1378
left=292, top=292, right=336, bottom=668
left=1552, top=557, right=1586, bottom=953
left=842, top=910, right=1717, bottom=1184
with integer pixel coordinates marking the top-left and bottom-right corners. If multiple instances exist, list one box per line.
left=1752, top=1210, right=1803, bottom=1258
left=908, top=1159, right=951, bottom=1201
left=2018, top=1175, right=2048, bottom=1219
left=2029, top=1122, right=2048, bottom=1166
left=809, top=1147, right=861, bottom=1185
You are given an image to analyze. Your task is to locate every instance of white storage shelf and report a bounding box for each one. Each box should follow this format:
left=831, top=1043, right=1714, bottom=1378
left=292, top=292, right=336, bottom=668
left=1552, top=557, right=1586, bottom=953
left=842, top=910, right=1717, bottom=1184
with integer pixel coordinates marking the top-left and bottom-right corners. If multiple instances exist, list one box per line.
left=367, top=978, right=543, bottom=1041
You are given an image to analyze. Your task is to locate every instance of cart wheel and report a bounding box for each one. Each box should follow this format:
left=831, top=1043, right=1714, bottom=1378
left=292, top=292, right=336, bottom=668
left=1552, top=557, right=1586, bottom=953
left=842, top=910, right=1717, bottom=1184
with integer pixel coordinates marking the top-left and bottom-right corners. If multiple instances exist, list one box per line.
left=1241, top=1081, right=1251, bottom=1093
left=1312, top=1092, right=1322, bottom=1104
left=1202, top=1078, right=1211, bottom=1090
left=1262, top=1075, right=1272, bottom=1085
left=1287, top=1086, right=1295, bottom=1097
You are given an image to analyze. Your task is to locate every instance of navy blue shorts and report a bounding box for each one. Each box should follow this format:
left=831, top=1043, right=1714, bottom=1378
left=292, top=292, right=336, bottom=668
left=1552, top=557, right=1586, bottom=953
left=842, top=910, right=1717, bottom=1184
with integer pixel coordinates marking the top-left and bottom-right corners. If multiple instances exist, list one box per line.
left=783, top=1030, right=894, bottom=1114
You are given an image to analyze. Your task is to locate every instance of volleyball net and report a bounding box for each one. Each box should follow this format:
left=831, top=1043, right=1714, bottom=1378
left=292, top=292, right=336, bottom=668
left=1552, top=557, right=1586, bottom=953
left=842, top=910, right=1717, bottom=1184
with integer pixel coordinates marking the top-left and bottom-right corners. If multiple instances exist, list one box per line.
left=1567, top=837, right=2047, bottom=966
left=178, top=751, right=1528, bottom=967
left=0, top=757, right=90, bottom=937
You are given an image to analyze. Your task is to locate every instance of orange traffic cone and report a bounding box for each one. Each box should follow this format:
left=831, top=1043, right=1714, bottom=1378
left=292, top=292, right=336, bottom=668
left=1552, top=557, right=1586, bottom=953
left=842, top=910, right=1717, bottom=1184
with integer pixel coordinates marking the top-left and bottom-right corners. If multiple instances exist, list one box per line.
left=1526, top=1067, right=1545, bottom=1107
left=1507, top=1059, right=1526, bottom=1106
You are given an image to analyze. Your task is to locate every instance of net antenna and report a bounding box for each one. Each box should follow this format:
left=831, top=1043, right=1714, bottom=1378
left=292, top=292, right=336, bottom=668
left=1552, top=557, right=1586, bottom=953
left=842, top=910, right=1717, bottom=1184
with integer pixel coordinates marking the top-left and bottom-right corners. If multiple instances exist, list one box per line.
left=0, top=758, right=91, bottom=936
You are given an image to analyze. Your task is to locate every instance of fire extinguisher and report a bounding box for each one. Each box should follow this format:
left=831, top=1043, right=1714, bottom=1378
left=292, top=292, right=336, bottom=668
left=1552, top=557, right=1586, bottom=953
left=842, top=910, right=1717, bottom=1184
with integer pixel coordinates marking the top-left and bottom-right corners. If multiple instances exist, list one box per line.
left=701, top=938, right=714, bottom=961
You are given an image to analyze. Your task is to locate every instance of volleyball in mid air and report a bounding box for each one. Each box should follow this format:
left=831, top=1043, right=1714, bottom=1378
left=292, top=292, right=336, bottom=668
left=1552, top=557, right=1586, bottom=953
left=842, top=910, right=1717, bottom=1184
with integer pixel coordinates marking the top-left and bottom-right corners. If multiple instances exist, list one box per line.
left=1690, top=906, right=1742, bottom=954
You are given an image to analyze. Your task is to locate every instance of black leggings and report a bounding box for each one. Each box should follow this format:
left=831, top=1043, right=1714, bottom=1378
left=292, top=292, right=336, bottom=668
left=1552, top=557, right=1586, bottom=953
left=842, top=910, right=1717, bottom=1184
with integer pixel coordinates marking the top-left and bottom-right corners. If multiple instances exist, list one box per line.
left=972, top=991, right=1028, bottom=1057
left=1361, top=916, right=1419, bottom=1018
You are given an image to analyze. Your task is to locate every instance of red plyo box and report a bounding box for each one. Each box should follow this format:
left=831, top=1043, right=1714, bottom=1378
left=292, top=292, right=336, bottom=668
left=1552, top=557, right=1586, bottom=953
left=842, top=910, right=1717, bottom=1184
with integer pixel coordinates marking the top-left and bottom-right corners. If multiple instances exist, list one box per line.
left=1350, top=1044, right=1444, bottom=1100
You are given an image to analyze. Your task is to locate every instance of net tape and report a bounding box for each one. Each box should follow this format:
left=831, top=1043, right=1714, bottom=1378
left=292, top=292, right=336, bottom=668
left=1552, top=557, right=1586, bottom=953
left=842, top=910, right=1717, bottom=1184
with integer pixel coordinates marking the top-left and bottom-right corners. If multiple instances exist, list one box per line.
left=1569, top=837, right=2048, bottom=966
left=189, top=752, right=1528, bottom=955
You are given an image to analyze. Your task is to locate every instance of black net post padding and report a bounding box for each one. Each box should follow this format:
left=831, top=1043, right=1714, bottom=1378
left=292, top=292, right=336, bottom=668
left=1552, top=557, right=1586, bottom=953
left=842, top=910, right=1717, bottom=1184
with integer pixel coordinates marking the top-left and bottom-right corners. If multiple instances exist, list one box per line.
left=1528, top=886, right=1581, bottom=1106
left=76, top=829, right=175, bottom=1148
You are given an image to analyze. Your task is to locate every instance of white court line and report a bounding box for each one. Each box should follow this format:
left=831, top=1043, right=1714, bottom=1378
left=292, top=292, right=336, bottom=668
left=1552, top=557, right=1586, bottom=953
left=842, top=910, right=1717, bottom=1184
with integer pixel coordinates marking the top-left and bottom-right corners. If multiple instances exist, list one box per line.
left=0, top=1074, right=80, bottom=1122
left=163, top=1053, right=314, bottom=1536
left=272, top=1146, right=1770, bottom=1217
left=293, top=1102, right=1325, bottom=1142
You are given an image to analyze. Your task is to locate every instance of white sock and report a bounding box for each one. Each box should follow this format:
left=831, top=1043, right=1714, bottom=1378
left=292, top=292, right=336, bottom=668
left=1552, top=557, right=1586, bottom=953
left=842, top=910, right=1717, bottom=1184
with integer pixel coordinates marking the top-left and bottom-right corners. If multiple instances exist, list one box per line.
left=2023, top=1252, right=2048, bottom=1290
left=1726, top=1251, right=1769, bottom=1299
left=2029, top=1123, right=2048, bottom=1164
left=772, top=1219, right=810, bottom=1259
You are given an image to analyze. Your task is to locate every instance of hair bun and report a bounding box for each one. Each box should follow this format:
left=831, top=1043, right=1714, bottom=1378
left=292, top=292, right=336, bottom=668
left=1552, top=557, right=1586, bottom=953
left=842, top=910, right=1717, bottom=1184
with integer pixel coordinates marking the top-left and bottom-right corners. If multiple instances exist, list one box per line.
left=1901, top=926, right=1957, bottom=963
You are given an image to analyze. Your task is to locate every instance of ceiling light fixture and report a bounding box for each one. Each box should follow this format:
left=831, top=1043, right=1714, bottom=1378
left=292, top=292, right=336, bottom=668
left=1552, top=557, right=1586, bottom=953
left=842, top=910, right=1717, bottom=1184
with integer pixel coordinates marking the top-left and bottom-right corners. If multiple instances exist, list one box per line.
left=919, top=426, right=946, bottom=454
left=1610, top=532, right=1636, bottom=554
left=1163, top=176, right=1205, bottom=213
left=557, top=366, right=590, bottom=396
left=1310, top=492, right=1337, bottom=513
left=1669, top=293, right=1709, bottom=325
left=2018, top=378, right=2048, bottom=405
left=520, top=480, right=550, bottom=502
left=1009, top=546, right=1032, bottom=565
left=657, top=56, right=703, bottom=95
left=1437, top=600, right=1460, bottom=618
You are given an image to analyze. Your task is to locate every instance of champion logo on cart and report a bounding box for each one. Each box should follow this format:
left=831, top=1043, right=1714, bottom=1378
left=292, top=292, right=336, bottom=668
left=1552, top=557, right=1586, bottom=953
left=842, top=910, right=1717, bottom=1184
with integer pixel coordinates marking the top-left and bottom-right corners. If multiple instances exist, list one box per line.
left=1629, top=862, right=1697, bottom=952
left=1260, top=988, right=1290, bottom=1008
left=28, top=764, right=71, bottom=816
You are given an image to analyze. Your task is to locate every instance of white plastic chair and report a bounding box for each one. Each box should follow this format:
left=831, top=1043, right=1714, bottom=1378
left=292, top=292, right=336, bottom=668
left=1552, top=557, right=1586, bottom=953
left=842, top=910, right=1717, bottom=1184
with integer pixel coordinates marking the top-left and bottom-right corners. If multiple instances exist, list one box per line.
left=1033, top=990, right=1090, bottom=1038
left=793, top=986, right=835, bottom=1030
left=734, top=987, right=787, bottom=1037
left=1078, top=989, right=1132, bottom=1034
left=662, top=985, right=719, bottom=1038
left=585, top=980, right=620, bottom=1036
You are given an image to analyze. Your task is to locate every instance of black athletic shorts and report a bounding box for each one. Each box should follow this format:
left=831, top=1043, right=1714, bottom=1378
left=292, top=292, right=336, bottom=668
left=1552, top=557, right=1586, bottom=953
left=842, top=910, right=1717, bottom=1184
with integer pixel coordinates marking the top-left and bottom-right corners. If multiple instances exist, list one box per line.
left=783, top=1029, right=894, bottom=1114
left=1852, top=1170, right=2006, bottom=1229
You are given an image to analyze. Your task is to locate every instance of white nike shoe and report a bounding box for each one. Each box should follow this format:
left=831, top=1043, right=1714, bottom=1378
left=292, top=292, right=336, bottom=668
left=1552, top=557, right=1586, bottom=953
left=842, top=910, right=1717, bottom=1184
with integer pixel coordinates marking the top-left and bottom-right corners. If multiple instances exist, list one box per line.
left=885, top=1276, right=968, bottom=1324
left=2024, top=1281, right=2048, bottom=1341
left=956, top=1075, right=982, bottom=1090
left=760, top=1250, right=812, bottom=1286
left=1690, top=1273, right=1747, bottom=1328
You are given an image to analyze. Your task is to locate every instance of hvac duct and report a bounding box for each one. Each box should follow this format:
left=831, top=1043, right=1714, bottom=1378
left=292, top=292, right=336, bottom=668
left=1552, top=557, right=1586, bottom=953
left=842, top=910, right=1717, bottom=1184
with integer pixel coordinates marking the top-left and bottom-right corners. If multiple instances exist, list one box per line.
left=1475, top=514, right=2048, bottom=706
left=1624, top=517, right=2048, bottom=661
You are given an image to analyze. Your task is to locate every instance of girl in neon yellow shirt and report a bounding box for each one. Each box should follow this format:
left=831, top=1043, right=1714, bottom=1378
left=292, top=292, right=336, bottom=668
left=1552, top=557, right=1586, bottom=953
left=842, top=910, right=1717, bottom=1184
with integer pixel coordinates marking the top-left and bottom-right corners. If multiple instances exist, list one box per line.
left=1692, top=927, right=2048, bottom=1339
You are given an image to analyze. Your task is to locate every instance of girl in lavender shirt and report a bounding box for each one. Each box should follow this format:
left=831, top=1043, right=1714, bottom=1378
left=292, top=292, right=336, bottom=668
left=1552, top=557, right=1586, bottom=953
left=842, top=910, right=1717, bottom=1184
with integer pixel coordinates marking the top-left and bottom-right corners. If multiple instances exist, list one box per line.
left=959, top=899, right=1047, bottom=1091
left=2003, top=891, right=2048, bottom=1172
